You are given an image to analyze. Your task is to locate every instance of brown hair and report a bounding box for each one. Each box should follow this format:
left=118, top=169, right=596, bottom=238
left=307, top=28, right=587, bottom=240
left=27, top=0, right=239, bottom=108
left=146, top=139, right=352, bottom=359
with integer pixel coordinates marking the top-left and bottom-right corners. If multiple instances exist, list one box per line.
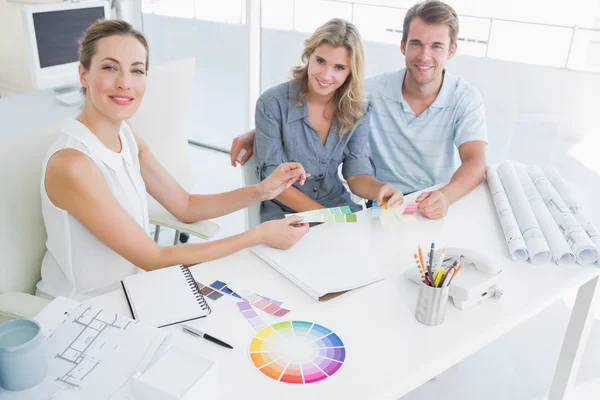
left=78, top=19, right=149, bottom=95
left=402, top=1, right=459, bottom=46
left=291, top=18, right=366, bottom=136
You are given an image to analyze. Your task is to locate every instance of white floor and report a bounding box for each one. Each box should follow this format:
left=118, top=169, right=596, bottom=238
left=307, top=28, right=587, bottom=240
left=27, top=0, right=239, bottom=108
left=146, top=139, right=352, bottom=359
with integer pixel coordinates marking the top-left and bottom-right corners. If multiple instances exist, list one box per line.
left=158, top=145, right=600, bottom=400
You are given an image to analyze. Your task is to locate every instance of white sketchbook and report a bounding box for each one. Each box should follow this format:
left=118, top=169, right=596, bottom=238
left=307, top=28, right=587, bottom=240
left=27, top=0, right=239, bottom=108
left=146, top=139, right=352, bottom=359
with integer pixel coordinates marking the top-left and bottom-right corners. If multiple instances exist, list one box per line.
left=122, top=265, right=211, bottom=328
left=250, top=222, right=385, bottom=301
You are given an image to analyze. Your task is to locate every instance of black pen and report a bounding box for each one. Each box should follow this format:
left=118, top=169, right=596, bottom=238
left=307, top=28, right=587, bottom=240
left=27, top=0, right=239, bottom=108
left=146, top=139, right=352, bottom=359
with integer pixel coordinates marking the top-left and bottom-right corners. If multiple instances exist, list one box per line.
left=182, top=324, right=234, bottom=349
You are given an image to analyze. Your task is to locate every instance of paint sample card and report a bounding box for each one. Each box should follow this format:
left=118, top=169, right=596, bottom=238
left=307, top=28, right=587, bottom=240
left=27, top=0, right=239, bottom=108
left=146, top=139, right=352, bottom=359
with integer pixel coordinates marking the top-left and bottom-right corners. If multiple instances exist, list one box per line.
left=237, top=301, right=267, bottom=332
left=371, top=203, right=382, bottom=218
left=196, top=281, right=224, bottom=301
left=402, top=202, right=418, bottom=215
left=248, top=320, right=346, bottom=384
left=227, top=283, right=291, bottom=317
left=208, top=280, right=242, bottom=299
left=286, top=206, right=357, bottom=223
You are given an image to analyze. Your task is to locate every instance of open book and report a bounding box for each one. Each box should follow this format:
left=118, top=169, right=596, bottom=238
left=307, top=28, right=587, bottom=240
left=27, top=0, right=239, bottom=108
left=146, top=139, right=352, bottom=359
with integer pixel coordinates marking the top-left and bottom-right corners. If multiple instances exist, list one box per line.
left=250, top=222, right=384, bottom=301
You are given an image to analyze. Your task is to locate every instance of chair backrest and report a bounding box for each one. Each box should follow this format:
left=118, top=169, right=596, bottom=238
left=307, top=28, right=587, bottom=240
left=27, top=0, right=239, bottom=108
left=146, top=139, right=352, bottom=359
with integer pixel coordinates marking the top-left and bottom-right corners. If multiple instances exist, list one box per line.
left=0, top=121, right=65, bottom=294
left=128, top=57, right=196, bottom=217
left=241, top=156, right=262, bottom=230
left=129, top=58, right=195, bottom=192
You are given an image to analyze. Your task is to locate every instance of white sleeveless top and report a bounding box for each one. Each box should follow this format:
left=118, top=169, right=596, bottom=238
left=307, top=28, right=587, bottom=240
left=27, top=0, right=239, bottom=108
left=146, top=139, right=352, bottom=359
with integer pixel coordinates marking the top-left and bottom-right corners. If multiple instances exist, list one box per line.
left=36, top=118, right=150, bottom=300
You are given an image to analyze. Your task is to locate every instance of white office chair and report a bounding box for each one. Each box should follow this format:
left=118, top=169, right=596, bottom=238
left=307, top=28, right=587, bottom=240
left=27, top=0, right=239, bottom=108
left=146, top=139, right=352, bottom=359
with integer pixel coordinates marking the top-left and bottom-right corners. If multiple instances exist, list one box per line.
left=129, top=58, right=219, bottom=243
left=0, top=122, right=64, bottom=322
left=0, top=58, right=219, bottom=321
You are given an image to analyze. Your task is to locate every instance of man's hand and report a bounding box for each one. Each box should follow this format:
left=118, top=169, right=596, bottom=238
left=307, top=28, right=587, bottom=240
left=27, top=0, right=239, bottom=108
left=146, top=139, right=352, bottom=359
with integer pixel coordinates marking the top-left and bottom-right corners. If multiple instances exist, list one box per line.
left=375, top=184, right=404, bottom=208
left=416, top=190, right=448, bottom=219
left=255, top=162, right=310, bottom=201
left=230, top=130, right=256, bottom=167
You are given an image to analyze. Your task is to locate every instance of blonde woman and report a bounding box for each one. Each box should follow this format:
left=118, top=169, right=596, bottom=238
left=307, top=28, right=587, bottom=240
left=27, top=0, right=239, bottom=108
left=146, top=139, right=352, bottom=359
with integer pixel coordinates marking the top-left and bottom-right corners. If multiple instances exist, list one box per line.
left=254, top=18, right=403, bottom=221
left=37, top=20, right=309, bottom=301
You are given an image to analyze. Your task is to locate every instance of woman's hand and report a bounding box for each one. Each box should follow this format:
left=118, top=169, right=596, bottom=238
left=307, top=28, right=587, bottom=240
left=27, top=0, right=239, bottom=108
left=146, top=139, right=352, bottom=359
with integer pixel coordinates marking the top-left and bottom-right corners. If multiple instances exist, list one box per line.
left=375, top=183, right=404, bottom=208
left=252, top=216, right=309, bottom=250
left=256, top=163, right=310, bottom=201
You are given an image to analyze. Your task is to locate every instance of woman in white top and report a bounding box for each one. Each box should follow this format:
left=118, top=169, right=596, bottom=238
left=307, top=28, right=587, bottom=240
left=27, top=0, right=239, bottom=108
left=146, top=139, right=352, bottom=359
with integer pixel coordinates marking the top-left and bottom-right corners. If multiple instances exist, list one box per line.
left=37, top=20, right=309, bottom=300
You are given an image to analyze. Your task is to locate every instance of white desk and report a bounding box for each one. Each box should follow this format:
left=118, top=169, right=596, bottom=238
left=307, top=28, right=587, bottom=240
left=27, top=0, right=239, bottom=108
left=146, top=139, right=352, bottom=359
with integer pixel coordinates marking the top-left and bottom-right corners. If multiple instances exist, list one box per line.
left=86, top=184, right=600, bottom=399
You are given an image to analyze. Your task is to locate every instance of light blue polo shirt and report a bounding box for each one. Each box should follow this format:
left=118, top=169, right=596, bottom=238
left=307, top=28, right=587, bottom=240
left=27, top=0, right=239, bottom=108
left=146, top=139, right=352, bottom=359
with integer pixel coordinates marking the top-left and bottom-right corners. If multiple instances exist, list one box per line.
left=366, top=68, right=488, bottom=194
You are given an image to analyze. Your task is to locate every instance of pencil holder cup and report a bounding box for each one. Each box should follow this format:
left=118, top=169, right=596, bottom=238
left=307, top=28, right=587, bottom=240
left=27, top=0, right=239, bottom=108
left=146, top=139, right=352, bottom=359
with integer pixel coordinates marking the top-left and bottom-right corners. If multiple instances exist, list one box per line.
left=0, top=319, right=47, bottom=391
left=415, top=283, right=450, bottom=326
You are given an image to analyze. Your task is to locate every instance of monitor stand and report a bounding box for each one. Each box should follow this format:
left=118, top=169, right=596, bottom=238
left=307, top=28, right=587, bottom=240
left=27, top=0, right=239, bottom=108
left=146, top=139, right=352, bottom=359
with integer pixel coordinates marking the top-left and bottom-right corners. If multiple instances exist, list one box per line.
left=53, top=85, right=82, bottom=106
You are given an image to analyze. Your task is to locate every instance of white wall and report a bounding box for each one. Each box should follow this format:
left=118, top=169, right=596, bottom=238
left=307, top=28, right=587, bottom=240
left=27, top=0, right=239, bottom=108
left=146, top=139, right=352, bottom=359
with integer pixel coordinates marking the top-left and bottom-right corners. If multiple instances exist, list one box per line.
left=0, top=0, right=36, bottom=97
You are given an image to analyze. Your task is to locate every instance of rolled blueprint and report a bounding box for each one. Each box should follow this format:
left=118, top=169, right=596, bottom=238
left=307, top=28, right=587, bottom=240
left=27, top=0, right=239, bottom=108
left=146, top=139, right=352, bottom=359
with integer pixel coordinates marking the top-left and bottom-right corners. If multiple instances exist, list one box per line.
left=527, top=166, right=598, bottom=264
left=545, top=167, right=600, bottom=252
left=515, top=165, right=575, bottom=265
left=497, top=162, right=551, bottom=264
left=486, top=166, right=529, bottom=261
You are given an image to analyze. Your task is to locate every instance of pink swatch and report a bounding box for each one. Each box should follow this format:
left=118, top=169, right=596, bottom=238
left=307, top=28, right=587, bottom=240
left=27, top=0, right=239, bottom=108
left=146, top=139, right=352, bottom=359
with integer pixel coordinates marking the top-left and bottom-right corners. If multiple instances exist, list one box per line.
left=402, top=202, right=418, bottom=215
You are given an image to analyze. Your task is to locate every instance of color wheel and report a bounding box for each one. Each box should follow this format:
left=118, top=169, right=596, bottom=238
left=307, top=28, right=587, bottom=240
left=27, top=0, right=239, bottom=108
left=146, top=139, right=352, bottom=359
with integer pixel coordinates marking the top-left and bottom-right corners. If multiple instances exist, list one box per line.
left=248, top=320, right=345, bottom=384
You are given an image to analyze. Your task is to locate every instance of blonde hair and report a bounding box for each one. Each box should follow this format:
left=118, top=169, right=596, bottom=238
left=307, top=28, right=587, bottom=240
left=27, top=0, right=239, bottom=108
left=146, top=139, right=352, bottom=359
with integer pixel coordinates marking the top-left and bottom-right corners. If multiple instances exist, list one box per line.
left=78, top=19, right=149, bottom=96
left=403, top=1, right=459, bottom=46
left=291, top=18, right=366, bottom=135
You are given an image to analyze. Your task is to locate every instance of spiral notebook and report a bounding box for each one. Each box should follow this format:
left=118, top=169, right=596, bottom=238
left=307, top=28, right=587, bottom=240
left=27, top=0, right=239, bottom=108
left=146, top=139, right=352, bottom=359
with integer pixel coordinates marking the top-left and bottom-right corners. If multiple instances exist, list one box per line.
left=121, top=265, right=211, bottom=328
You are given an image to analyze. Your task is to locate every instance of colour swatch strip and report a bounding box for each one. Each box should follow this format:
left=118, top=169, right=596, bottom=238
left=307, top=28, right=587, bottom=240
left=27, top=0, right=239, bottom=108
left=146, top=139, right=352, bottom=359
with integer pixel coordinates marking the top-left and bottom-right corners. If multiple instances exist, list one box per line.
left=208, top=280, right=242, bottom=299
left=196, top=281, right=224, bottom=301
left=285, top=206, right=357, bottom=223
left=227, top=283, right=291, bottom=317
left=371, top=203, right=382, bottom=218
left=237, top=300, right=267, bottom=332
left=248, top=320, right=346, bottom=384
left=402, top=202, right=418, bottom=215
left=209, top=280, right=283, bottom=305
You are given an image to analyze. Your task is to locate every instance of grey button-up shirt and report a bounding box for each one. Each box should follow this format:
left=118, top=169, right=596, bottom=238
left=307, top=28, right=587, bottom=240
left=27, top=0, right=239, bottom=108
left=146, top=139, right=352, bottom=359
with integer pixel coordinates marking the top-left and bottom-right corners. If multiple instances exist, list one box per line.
left=254, top=80, right=374, bottom=222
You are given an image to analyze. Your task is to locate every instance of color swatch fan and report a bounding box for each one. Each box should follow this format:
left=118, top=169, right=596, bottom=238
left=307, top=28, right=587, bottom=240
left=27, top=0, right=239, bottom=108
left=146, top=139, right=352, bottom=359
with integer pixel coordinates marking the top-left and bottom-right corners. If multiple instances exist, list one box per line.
left=248, top=321, right=346, bottom=384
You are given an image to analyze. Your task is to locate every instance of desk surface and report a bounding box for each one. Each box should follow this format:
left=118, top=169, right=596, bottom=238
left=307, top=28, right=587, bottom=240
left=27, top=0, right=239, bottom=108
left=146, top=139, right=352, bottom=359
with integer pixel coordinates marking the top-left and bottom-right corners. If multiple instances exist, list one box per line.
left=87, top=184, right=600, bottom=399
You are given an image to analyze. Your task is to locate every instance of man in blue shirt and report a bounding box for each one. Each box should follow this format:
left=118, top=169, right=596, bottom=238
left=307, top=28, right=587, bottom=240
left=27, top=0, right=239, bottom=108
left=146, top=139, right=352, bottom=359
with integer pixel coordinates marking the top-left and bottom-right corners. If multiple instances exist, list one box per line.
left=230, top=0, right=487, bottom=220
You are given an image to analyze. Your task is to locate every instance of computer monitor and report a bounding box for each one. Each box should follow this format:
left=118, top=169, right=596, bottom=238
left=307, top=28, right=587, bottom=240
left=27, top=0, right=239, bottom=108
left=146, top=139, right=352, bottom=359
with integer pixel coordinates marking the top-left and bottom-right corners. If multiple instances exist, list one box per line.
left=22, top=1, right=111, bottom=91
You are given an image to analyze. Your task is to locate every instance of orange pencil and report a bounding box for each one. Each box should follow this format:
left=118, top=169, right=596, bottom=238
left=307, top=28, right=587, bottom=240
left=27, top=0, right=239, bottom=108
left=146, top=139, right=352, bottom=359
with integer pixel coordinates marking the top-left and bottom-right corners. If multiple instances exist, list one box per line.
left=417, top=245, right=425, bottom=271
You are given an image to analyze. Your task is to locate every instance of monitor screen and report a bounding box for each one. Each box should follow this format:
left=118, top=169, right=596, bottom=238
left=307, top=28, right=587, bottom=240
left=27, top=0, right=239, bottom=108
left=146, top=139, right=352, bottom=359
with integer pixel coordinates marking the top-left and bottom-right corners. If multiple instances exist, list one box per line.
left=33, top=7, right=105, bottom=69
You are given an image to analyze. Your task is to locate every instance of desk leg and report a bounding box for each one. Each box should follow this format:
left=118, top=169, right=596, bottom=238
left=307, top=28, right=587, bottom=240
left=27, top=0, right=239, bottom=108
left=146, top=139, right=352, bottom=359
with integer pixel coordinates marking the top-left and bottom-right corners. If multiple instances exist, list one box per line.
left=549, top=275, right=600, bottom=400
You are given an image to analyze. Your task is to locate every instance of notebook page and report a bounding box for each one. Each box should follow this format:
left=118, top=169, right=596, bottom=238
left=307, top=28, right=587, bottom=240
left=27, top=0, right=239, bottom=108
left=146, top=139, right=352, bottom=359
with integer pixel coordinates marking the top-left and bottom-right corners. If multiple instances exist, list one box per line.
left=123, top=265, right=209, bottom=327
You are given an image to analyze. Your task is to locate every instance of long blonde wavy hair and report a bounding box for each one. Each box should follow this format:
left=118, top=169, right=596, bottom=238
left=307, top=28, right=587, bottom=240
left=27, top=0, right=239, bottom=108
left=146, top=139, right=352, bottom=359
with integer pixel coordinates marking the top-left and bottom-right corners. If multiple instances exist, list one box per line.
left=291, top=18, right=366, bottom=136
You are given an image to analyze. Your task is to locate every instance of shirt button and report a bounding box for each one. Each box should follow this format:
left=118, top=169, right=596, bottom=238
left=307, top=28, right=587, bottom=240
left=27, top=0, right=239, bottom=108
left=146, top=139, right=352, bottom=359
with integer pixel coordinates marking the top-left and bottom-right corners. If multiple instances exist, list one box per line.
left=313, top=188, right=318, bottom=192
left=321, top=159, right=326, bottom=164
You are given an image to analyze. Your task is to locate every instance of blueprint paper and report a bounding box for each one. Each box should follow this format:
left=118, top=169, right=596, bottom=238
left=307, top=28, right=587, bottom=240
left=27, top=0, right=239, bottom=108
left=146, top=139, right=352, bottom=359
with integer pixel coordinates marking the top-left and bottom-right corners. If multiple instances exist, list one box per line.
left=527, top=166, right=598, bottom=264
left=496, top=161, right=551, bottom=264
left=486, top=166, right=529, bottom=261
left=0, top=297, right=171, bottom=400
left=545, top=167, right=600, bottom=252
left=514, top=165, right=575, bottom=265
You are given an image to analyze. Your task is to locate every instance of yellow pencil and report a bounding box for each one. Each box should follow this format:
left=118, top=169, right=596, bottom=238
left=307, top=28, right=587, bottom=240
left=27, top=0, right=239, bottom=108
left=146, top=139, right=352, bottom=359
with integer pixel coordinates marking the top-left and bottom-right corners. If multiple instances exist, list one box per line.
left=434, top=267, right=445, bottom=288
